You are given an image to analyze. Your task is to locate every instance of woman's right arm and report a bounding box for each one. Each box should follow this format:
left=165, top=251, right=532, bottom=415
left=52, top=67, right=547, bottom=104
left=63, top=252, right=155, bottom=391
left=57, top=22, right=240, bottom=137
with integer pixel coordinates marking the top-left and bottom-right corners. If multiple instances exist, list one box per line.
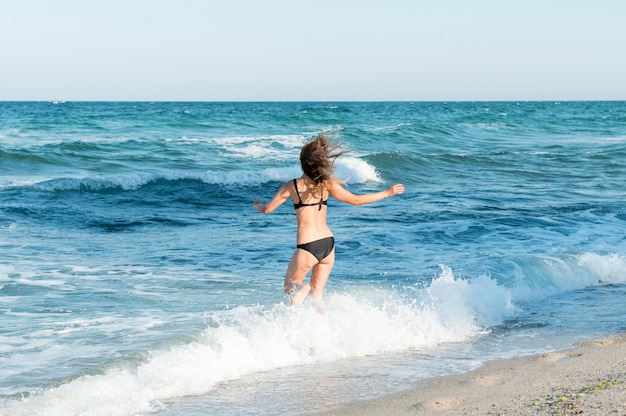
left=253, top=182, right=291, bottom=214
left=328, top=179, right=404, bottom=206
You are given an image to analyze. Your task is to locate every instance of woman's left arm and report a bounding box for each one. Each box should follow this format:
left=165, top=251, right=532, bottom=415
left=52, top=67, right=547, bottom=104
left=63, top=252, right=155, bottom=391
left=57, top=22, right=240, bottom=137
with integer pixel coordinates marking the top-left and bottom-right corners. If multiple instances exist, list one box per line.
left=328, top=179, right=404, bottom=206
left=253, top=182, right=291, bottom=214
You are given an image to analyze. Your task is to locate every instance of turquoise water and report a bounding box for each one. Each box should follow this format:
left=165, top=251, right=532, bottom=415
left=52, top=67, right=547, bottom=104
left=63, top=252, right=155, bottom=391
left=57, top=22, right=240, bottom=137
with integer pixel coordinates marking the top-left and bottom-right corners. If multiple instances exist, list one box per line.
left=1, top=101, right=626, bottom=415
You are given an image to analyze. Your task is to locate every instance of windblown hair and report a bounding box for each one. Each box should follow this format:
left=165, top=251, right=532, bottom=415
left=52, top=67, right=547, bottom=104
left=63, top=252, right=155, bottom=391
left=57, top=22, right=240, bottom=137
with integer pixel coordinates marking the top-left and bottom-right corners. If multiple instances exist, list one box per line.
left=300, top=133, right=348, bottom=194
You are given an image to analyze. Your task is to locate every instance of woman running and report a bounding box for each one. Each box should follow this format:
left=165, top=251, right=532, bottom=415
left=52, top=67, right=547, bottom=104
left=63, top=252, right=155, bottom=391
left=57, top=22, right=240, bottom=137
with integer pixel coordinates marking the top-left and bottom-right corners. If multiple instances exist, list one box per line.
left=253, top=134, right=405, bottom=309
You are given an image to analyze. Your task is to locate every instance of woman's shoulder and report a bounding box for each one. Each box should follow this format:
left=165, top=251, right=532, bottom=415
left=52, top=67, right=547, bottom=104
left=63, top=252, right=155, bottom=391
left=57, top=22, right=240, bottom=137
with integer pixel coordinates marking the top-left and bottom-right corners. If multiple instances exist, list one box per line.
left=327, top=177, right=346, bottom=188
left=293, top=176, right=315, bottom=188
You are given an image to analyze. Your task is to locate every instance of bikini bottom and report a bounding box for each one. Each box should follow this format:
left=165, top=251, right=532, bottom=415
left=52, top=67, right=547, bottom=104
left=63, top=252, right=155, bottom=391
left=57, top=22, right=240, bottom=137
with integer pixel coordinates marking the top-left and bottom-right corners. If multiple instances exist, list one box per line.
left=297, top=236, right=335, bottom=262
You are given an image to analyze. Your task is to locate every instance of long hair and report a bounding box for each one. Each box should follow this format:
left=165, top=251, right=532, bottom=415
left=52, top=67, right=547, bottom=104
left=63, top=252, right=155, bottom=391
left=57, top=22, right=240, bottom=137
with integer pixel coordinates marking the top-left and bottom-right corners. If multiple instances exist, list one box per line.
left=299, top=133, right=348, bottom=194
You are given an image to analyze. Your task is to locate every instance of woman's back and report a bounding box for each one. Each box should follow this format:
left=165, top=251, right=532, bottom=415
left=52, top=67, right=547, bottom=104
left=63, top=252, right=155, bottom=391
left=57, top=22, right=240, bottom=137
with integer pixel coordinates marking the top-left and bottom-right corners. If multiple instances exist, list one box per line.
left=292, top=177, right=332, bottom=244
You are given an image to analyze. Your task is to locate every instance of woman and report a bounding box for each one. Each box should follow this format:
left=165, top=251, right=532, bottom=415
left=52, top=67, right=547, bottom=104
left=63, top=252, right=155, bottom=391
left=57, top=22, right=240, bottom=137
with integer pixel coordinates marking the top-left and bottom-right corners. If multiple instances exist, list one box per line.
left=253, top=134, right=405, bottom=309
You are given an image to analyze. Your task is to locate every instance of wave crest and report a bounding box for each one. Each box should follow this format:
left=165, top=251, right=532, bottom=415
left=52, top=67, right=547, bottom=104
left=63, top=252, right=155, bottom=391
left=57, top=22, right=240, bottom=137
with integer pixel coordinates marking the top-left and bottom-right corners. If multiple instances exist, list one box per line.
left=3, top=156, right=382, bottom=193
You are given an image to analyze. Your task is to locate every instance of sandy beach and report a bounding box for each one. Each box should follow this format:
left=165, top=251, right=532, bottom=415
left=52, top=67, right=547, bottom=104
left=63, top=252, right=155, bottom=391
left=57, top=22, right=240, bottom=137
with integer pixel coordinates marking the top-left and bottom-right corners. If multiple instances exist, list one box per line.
left=312, top=335, right=626, bottom=416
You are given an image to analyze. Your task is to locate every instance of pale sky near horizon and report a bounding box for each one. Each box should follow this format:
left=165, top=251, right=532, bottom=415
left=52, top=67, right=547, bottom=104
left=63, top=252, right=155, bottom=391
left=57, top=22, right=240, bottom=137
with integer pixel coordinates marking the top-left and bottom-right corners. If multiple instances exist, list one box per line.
left=1, top=0, right=624, bottom=101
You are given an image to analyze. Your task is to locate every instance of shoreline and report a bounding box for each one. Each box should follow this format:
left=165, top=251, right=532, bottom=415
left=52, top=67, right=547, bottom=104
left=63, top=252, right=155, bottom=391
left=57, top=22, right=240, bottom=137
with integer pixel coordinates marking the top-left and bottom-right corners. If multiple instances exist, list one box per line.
left=311, top=335, right=626, bottom=415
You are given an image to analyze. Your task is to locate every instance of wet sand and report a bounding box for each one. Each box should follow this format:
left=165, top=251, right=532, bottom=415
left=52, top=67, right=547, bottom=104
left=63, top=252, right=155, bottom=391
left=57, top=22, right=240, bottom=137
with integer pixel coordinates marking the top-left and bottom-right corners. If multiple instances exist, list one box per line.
left=312, top=335, right=626, bottom=415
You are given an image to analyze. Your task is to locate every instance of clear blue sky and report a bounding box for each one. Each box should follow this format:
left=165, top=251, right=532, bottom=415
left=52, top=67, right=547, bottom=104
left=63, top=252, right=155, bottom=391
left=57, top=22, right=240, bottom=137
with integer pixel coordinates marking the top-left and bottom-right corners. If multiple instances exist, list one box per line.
left=1, top=0, right=624, bottom=101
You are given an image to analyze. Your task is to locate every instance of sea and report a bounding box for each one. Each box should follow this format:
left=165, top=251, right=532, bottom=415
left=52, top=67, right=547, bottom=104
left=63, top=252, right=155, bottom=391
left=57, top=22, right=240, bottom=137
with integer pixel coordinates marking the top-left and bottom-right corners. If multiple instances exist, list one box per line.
left=1, top=101, right=625, bottom=416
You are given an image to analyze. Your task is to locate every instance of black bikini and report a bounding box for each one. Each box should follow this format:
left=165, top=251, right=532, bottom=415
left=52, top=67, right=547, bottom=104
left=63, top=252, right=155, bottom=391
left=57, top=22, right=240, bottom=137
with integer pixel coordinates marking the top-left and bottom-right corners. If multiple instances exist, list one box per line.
left=297, top=237, right=335, bottom=262
left=293, top=179, right=335, bottom=261
left=292, top=179, right=328, bottom=211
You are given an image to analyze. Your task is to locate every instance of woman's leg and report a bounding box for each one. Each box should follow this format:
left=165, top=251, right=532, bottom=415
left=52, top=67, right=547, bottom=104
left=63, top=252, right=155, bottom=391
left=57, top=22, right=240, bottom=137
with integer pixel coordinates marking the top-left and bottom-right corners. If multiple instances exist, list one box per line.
left=284, top=249, right=318, bottom=305
left=309, top=249, right=335, bottom=311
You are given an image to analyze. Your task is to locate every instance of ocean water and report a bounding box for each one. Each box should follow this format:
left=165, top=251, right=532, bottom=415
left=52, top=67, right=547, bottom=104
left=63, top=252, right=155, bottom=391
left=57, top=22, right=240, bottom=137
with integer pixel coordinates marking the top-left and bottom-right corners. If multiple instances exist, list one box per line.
left=1, top=101, right=625, bottom=415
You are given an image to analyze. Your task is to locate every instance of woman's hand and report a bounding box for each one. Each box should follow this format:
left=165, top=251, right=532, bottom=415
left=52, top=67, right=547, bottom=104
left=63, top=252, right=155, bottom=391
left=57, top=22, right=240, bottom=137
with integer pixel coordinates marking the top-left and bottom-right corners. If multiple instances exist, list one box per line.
left=387, top=184, right=405, bottom=197
left=253, top=199, right=265, bottom=213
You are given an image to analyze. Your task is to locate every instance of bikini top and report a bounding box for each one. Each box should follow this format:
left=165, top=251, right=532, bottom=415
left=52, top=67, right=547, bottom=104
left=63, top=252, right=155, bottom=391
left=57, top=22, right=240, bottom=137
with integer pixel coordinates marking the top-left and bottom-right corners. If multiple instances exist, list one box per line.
left=292, top=179, right=328, bottom=211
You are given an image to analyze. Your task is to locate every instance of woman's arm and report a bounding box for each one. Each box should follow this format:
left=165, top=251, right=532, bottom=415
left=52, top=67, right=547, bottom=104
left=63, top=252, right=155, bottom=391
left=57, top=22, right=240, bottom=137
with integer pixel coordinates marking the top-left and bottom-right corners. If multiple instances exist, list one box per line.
left=253, top=182, right=292, bottom=214
left=328, top=179, right=404, bottom=206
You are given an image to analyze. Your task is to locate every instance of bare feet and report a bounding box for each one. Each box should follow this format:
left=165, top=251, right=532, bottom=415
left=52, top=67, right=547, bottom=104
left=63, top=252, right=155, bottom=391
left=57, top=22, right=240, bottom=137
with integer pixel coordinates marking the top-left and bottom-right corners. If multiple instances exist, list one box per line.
left=311, top=297, right=326, bottom=313
left=288, top=283, right=311, bottom=306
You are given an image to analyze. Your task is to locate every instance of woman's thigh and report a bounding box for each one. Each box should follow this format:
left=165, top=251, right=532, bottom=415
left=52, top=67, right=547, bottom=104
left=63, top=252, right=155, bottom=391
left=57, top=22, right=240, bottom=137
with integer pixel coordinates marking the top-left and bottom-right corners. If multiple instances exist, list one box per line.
left=310, top=249, right=335, bottom=293
left=284, top=249, right=318, bottom=284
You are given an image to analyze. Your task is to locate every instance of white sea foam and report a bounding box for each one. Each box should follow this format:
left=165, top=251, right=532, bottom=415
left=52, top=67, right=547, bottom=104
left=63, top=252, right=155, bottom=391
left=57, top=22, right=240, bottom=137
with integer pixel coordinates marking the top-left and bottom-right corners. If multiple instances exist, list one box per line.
left=253, top=156, right=382, bottom=185
left=366, top=123, right=411, bottom=132
left=0, top=177, right=49, bottom=190
left=597, top=135, right=626, bottom=143
left=2, top=252, right=624, bottom=415
left=211, top=134, right=308, bottom=161
left=0, top=266, right=510, bottom=416
left=577, top=252, right=626, bottom=284
left=335, top=156, right=382, bottom=183
left=0, top=265, right=12, bottom=281
left=13, top=277, right=66, bottom=288
left=426, top=265, right=514, bottom=329
left=505, top=252, right=626, bottom=302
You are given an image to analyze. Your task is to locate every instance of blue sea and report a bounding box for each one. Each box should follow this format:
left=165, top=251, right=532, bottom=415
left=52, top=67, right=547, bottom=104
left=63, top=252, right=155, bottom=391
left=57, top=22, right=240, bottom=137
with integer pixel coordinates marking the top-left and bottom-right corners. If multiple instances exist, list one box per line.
left=1, top=101, right=625, bottom=415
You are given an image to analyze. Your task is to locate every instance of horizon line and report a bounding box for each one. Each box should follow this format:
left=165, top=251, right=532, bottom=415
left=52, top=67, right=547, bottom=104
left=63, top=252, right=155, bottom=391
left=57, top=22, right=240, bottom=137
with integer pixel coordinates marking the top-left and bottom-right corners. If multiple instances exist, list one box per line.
left=2, top=99, right=625, bottom=103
